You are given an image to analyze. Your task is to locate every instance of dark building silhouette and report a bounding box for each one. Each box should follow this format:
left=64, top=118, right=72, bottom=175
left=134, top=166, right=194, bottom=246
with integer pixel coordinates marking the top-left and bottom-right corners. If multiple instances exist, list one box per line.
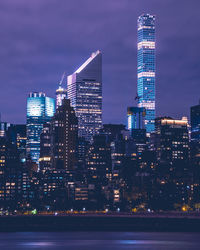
left=7, top=124, right=27, bottom=163
left=191, top=101, right=200, bottom=142
left=51, top=99, right=78, bottom=170
left=0, top=137, right=20, bottom=208
left=39, top=122, right=52, bottom=172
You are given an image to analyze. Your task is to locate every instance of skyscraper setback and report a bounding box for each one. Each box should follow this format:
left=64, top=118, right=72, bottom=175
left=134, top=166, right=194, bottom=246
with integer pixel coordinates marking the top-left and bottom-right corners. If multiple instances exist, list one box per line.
left=137, top=14, right=156, bottom=134
left=67, top=51, right=102, bottom=142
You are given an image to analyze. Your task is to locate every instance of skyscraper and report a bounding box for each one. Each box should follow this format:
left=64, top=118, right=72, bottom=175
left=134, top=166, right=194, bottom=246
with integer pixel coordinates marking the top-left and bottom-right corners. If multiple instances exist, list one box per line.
left=67, top=50, right=102, bottom=142
left=155, top=117, right=189, bottom=164
left=137, top=14, right=156, bottom=134
left=51, top=99, right=78, bottom=170
left=190, top=101, right=200, bottom=179
left=26, top=92, right=55, bottom=163
left=191, top=100, right=200, bottom=142
left=56, top=73, right=67, bottom=109
left=127, top=107, right=145, bottom=130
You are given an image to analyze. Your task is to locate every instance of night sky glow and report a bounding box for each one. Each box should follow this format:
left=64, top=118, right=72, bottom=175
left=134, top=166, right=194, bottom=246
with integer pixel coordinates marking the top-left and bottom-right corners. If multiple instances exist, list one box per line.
left=0, top=0, right=200, bottom=125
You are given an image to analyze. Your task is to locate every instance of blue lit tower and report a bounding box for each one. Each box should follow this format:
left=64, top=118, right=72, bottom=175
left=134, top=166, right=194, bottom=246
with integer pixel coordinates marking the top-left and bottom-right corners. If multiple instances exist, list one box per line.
left=26, top=92, right=55, bottom=163
left=137, top=14, right=156, bottom=134
left=67, top=51, right=102, bottom=142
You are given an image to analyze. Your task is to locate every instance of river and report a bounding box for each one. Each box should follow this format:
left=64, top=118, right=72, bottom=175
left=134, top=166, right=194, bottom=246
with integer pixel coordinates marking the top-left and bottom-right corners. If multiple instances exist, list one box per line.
left=0, top=232, right=199, bottom=249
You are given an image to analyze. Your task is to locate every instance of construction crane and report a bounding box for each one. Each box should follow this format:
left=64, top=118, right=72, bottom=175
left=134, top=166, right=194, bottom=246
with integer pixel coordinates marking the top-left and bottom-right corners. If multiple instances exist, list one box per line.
left=135, top=89, right=153, bottom=101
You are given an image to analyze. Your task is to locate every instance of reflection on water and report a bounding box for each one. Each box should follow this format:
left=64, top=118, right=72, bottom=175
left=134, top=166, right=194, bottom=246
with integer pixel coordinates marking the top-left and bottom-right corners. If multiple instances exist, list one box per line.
left=0, top=232, right=199, bottom=249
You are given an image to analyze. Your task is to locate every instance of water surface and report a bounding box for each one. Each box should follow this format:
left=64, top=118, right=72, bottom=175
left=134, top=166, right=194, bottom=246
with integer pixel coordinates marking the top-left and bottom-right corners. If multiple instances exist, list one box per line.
left=0, top=232, right=199, bottom=249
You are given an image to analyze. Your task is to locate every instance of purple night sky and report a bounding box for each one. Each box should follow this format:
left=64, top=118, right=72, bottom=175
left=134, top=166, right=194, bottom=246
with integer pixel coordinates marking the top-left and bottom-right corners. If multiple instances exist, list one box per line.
left=0, top=0, right=200, bottom=125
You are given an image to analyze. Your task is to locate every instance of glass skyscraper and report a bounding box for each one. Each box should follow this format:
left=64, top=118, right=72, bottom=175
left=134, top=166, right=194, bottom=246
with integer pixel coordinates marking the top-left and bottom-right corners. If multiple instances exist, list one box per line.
left=127, top=107, right=145, bottom=130
left=137, top=14, right=156, bottom=134
left=67, top=50, right=102, bottom=142
left=26, top=92, right=55, bottom=163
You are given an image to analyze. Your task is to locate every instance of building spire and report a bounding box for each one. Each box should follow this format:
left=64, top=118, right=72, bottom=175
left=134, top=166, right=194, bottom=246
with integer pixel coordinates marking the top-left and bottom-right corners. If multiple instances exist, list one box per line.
left=59, top=72, right=66, bottom=88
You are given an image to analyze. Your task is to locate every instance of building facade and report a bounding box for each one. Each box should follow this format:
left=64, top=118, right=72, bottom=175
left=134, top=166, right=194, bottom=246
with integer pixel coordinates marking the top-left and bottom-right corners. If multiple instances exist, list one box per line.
left=67, top=50, right=102, bottom=142
left=51, top=99, right=78, bottom=170
left=191, top=101, right=200, bottom=142
left=7, top=124, right=27, bottom=163
left=56, top=85, right=67, bottom=110
left=155, top=117, right=189, bottom=164
left=26, top=92, right=55, bottom=163
left=137, top=14, right=156, bottom=134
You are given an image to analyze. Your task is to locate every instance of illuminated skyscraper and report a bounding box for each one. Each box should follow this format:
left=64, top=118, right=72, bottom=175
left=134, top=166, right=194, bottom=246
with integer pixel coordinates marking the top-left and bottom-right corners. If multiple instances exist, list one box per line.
left=67, top=50, right=102, bottom=142
left=56, top=73, right=67, bottom=109
left=137, top=14, right=156, bottom=134
left=127, top=107, right=145, bottom=131
left=26, top=92, right=55, bottom=163
left=56, top=86, right=67, bottom=109
left=155, top=117, right=189, bottom=163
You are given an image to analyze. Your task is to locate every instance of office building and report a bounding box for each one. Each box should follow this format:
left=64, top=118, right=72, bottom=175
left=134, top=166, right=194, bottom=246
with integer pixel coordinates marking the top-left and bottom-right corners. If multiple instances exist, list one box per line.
left=0, top=137, right=20, bottom=207
left=26, top=92, right=55, bottom=163
left=155, top=117, right=189, bottom=164
left=39, top=123, right=52, bottom=172
left=191, top=101, right=200, bottom=142
left=7, top=124, right=27, bottom=163
left=51, top=99, right=78, bottom=170
left=67, top=50, right=102, bottom=142
left=190, top=100, right=200, bottom=179
left=0, top=122, right=11, bottom=137
left=127, top=107, right=145, bottom=130
left=87, top=135, right=111, bottom=184
left=137, top=14, right=156, bottom=134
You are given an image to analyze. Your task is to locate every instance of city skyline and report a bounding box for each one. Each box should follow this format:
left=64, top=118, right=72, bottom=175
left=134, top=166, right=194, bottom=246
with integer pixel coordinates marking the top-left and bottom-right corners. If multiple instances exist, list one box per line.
left=0, top=0, right=200, bottom=126
left=0, top=1, right=200, bottom=246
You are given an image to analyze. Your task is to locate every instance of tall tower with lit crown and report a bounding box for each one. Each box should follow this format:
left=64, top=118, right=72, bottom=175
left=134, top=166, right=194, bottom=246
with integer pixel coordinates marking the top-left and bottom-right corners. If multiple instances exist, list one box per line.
left=137, top=14, right=156, bottom=134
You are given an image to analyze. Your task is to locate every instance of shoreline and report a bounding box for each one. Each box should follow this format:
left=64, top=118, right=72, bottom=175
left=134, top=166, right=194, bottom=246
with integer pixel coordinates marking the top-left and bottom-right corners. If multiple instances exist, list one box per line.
left=0, top=214, right=200, bottom=232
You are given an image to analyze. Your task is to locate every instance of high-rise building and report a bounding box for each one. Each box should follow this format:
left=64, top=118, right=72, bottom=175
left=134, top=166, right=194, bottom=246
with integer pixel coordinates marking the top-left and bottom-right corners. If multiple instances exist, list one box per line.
left=56, top=73, right=67, bottom=109
left=86, top=135, right=111, bottom=184
left=7, top=124, right=27, bottom=163
left=26, top=92, right=55, bottom=163
left=0, top=122, right=11, bottom=137
left=191, top=100, right=200, bottom=142
left=190, top=101, right=200, bottom=177
left=0, top=137, right=20, bottom=206
left=39, top=122, right=52, bottom=172
left=137, top=14, right=156, bottom=134
left=51, top=99, right=78, bottom=170
left=67, top=50, right=102, bottom=142
left=127, top=107, right=146, bottom=144
left=56, top=86, right=67, bottom=109
left=127, top=107, right=145, bottom=130
left=155, top=117, right=189, bottom=164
